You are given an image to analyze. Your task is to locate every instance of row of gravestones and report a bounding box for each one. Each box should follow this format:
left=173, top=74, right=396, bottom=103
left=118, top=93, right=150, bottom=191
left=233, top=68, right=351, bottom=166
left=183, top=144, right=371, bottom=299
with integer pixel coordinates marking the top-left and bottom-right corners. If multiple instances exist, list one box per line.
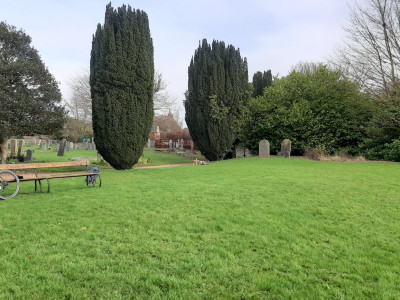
left=39, top=140, right=96, bottom=156
left=259, top=139, right=292, bottom=158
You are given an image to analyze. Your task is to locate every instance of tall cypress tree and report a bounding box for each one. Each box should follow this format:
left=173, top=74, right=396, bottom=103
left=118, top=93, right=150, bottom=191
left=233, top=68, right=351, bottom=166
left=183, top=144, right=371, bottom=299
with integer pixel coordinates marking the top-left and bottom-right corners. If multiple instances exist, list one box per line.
left=252, top=70, right=272, bottom=97
left=185, top=39, right=249, bottom=161
left=90, top=3, right=154, bottom=170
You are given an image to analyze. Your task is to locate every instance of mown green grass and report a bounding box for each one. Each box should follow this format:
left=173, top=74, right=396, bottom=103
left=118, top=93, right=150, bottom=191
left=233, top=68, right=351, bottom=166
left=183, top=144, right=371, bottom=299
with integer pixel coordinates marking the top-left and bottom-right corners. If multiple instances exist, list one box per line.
left=16, top=146, right=193, bottom=169
left=1, top=158, right=399, bottom=299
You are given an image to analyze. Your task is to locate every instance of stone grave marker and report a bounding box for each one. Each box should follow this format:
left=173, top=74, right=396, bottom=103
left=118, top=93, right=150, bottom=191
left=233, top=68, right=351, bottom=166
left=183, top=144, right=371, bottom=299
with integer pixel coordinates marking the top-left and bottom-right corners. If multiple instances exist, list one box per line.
left=235, top=146, right=245, bottom=158
left=57, top=139, right=67, bottom=157
left=10, top=139, right=17, bottom=157
left=66, top=141, right=70, bottom=152
left=259, top=139, right=270, bottom=158
left=281, top=139, right=292, bottom=158
left=17, top=140, right=23, bottom=158
left=25, top=149, right=34, bottom=161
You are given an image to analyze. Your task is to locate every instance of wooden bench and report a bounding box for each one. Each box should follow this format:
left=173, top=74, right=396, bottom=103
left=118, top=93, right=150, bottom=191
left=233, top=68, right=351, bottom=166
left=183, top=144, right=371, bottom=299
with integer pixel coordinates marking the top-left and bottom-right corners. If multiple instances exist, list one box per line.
left=0, top=161, right=101, bottom=200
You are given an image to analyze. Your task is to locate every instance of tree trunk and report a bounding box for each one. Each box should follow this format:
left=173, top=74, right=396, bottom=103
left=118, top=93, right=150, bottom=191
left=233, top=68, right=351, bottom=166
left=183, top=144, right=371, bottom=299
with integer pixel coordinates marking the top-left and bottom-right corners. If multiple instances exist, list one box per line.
left=0, top=138, right=8, bottom=164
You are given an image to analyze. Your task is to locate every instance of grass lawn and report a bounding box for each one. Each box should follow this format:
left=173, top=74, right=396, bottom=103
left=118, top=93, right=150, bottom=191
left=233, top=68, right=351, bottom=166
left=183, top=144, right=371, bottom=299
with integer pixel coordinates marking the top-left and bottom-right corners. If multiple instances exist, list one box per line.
left=13, top=146, right=194, bottom=169
left=0, top=157, right=399, bottom=299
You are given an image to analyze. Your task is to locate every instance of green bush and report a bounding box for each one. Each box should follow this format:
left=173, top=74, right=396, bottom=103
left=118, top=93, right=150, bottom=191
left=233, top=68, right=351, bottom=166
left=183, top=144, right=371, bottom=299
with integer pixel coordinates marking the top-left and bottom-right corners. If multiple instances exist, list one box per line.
left=383, top=140, right=400, bottom=162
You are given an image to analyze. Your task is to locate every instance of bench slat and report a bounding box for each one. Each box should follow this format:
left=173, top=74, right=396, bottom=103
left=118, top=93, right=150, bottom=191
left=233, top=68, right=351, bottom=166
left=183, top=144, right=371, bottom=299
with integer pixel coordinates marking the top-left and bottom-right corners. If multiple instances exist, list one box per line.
left=4, top=173, right=99, bottom=182
left=0, top=161, right=89, bottom=170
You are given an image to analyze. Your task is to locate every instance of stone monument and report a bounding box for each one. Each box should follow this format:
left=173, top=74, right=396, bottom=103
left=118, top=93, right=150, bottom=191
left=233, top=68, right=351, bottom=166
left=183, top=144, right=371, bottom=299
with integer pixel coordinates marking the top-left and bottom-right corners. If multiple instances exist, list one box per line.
left=259, top=140, right=270, bottom=158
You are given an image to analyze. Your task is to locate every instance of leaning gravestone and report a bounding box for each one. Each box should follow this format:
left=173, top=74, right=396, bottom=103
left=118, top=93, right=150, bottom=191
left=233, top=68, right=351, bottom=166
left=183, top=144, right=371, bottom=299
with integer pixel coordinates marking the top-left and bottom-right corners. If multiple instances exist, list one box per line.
left=10, top=139, right=17, bottom=157
left=281, top=139, right=292, bottom=158
left=259, top=140, right=270, bottom=158
left=25, top=149, right=34, bottom=162
left=57, top=139, right=67, bottom=157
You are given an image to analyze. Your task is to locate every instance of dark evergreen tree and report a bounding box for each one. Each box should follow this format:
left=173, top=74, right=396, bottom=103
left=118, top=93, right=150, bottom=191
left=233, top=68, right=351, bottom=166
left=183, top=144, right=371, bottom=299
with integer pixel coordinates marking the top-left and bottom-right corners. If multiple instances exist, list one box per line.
left=252, top=70, right=272, bottom=97
left=90, top=3, right=154, bottom=170
left=0, top=21, right=65, bottom=163
left=185, top=39, right=249, bottom=161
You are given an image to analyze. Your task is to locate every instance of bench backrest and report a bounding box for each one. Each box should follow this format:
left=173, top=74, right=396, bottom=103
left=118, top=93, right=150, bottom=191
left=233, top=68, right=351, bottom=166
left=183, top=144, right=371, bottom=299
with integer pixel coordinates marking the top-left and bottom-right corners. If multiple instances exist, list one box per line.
left=0, top=161, right=89, bottom=170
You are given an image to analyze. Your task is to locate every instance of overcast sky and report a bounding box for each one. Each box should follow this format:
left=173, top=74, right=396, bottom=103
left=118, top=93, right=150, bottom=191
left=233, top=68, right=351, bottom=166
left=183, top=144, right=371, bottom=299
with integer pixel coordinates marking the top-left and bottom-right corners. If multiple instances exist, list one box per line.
left=0, top=0, right=361, bottom=119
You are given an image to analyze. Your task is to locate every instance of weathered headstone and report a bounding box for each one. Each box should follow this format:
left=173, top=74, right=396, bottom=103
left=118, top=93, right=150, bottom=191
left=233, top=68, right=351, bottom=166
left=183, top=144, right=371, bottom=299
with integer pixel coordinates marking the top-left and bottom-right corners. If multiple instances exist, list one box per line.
left=235, top=146, right=245, bottom=158
left=259, top=139, right=270, bottom=158
left=10, top=139, right=17, bottom=157
left=235, top=146, right=252, bottom=158
left=146, top=139, right=151, bottom=148
left=25, top=149, right=34, bottom=161
left=57, top=139, right=67, bottom=157
left=17, top=140, right=23, bottom=158
left=168, top=139, right=173, bottom=151
left=280, top=139, right=292, bottom=158
left=69, top=142, right=74, bottom=150
left=39, top=140, right=43, bottom=149
left=66, top=141, right=70, bottom=152
left=44, top=143, right=48, bottom=151
left=150, top=140, right=155, bottom=148
left=180, top=139, right=184, bottom=151
left=245, top=148, right=252, bottom=157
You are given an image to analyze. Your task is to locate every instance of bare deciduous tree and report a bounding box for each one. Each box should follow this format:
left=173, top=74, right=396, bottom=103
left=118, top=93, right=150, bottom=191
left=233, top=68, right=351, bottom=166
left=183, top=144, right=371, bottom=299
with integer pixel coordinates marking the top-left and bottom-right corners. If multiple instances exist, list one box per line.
left=330, top=0, right=400, bottom=96
left=153, top=71, right=176, bottom=114
left=65, top=68, right=92, bottom=122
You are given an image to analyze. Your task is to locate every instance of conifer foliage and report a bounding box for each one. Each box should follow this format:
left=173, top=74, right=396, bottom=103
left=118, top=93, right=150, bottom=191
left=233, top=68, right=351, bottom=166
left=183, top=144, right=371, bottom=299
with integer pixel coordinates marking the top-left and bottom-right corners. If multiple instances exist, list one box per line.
left=252, top=70, right=272, bottom=97
left=90, top=3, right=154, bottom=170
left=185, top=39, right=249, bottom=161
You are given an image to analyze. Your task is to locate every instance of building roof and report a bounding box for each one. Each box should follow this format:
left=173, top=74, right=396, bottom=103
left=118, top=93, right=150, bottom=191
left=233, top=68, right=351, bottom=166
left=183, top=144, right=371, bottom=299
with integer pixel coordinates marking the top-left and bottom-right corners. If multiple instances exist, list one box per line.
left=151, top=111, right=182, bottom=133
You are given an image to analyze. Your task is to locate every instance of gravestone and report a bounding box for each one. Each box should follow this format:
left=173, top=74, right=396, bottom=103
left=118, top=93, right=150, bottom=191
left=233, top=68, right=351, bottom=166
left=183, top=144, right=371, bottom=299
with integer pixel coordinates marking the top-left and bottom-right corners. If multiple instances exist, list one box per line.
left=56, top=143, right=59, bottom=151
left=69, top=142, right=74, bottom=150
left=150, top=140, right=155, bottom=148
left=235, top=146, right=252, bottom=158
left=146, top=139, right=151, bottom=148
left=17, top=140, right=23, bottom=158
left=39, top=140, right=43, bottom=149
left=280, top=139, right=292, bottom=158
left=245, top=148, right=252, bottom=157
left=259, top=139, right=270, bottom=158
left=57, top=139, right=67, bottom=157
left=66, top=141, right=70, bottom=152
left=44, top=143, right=48, bottom=151
left=235, top=146, right=245, bottom=158
left=85, top=142, right=89, bottom=150
left=10, top=139, right=17, bottom=157
left=25, top=149, right=34, bottom=162
left=180, top=139, right=184, bottom=151
left=168, top=140, right=173, bottom=151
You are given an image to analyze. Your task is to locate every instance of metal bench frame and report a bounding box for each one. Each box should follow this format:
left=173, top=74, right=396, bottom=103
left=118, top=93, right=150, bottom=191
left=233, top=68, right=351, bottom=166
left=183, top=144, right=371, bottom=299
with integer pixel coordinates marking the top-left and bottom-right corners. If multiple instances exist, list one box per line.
left=0, top=161, right=101, bottom=200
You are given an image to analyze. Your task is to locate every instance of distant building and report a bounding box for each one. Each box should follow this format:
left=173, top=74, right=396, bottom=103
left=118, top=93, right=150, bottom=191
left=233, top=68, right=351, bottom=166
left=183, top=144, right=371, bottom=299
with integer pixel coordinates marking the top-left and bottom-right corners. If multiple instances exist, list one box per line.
left=151, top=111, right=182, bottom=138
